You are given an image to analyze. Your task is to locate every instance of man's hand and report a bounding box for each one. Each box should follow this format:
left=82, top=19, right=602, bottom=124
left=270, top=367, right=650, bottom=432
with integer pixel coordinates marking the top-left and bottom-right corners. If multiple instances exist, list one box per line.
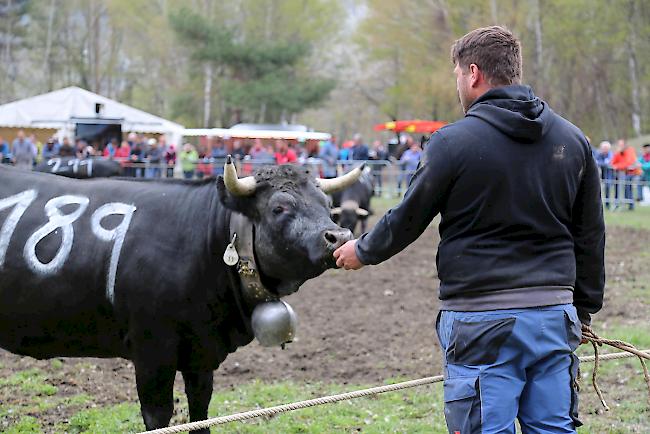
left=333, top=240, right=364, bottom=270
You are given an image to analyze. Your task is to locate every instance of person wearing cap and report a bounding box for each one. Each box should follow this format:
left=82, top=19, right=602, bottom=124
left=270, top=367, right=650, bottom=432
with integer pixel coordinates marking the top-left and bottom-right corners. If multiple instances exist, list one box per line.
left=334, top=26, right=604, bottom=433
left=42, top=137, right=61, bottom=160
left=145, top=138, right=163, bottom=178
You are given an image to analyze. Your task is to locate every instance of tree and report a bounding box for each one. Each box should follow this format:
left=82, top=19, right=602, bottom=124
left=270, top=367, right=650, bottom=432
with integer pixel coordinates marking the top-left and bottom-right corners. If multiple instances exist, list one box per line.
left=170, top=6, right=337, bottom=126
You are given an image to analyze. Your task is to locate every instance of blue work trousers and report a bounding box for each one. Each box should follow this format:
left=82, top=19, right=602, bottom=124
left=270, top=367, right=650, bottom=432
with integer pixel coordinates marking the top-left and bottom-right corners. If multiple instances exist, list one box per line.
left=436, top=304, right=582, bottom=434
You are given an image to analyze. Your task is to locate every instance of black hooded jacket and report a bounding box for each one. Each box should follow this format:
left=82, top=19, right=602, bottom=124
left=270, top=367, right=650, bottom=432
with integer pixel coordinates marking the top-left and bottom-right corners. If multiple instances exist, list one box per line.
left=356, top=85, right=605, bottom=324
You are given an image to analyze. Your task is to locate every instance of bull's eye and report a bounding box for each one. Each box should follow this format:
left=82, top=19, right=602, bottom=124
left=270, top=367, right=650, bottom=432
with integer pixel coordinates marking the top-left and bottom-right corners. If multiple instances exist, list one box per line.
left=273, top=206, right=285, bottom=215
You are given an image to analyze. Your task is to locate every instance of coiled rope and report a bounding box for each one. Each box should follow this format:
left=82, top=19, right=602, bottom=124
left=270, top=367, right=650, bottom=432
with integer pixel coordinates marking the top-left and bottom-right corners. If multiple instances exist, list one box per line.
left=142, top=344, right=650, bottom=434
left=581, top=325, right=650, bottom=410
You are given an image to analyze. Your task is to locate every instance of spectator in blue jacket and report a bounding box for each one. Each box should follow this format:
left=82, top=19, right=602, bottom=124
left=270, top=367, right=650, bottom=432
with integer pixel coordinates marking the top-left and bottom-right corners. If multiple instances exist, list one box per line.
left=318, top=138, right=339, bottom=178
left=42, top=137, right=61, bottom=160
left=639, top=143, right=650, bottom=194
left=0, top=136, right=10, bottom=163
left=595, top=141, right=614, bottom=209
left=351, top=133, right=369, bottom=161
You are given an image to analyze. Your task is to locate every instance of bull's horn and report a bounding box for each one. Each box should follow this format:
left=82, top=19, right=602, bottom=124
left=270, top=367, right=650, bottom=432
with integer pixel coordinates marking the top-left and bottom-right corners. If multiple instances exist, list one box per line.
left=316, top=163, right=365, bottom=194
left=355, top=208, right=369, bottom=217
left=330, top=207, right=342, bottom=215
left=224, top=155, right=257, bottom=196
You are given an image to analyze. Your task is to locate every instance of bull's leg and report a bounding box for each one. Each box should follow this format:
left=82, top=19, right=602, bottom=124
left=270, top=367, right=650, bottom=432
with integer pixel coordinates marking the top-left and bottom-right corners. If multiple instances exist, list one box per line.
left=134, top=357, right=177, bottom=430
left=360, top=217, right=367, bottom=234
left=182, top=370, right=214, bottom=434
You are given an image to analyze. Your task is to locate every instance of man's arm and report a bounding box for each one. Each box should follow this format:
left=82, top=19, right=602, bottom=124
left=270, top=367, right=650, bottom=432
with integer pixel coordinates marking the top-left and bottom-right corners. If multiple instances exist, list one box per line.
left=571, top=144, right=606, bottom=325
left=354, top=132, right=456, bottom=265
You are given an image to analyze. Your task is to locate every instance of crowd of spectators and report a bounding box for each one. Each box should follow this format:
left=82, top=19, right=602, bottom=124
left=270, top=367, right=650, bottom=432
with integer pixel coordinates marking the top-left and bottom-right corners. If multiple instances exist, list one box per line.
left=4, top=128, right=650, bottom=209
left=0, top=129, right=426, bottom=195
left=0, top=130, right=177, bottom=178
left=594, top=138, right=650, bottom=210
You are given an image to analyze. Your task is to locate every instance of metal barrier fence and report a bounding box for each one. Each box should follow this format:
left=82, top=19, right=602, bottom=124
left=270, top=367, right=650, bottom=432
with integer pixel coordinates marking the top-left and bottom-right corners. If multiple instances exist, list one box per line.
left=173, top=158, right=417, bottom=197
left=599, top=169, right=649, bottom=210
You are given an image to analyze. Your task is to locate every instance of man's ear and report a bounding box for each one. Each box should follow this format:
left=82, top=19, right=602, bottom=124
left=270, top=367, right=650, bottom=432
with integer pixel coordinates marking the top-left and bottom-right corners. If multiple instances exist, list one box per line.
left=469, top=63, right=482, bottom=88
left=216, top=176, right=255, bottom=217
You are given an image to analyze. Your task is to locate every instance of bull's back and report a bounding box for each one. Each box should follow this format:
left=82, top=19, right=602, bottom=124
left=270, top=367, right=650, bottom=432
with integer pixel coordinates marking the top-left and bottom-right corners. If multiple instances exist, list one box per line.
left=0, top=167, right=215, bottom=358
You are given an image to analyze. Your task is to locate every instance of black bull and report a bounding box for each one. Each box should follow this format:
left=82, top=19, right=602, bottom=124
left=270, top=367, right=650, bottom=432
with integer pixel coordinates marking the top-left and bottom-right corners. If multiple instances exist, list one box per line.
left=34, top=157, right=122, bottom=178
left=331, top=168, right=374, bottom=234
left=0, top=163, right=353, bottom=432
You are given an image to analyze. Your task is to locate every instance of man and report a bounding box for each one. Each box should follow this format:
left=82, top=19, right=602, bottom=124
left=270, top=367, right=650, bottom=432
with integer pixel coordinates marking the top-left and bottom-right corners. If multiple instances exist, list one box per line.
left=639, top=143, right=650, bottom=200
left=350, top=133, right=369, bottom=161
left=209, top=137, right=228, bottom=176
left=42, top=137, right=61, bottom=160
left=334, top=26, right=604, bottom=433
left=595, top=141, right=614, bottom=209
left=318, top=137, right=339, bottom=179
left=145, top=138, right=163, bottom=178
left=369, top=140, right=389, bottom=196
left=274, top=139, right=297, bottom=164
left=11, top=130, right=36, bottom=169
left=0, top=135, right=10, bottom=163
left=611, top=138, right=639, bottom=210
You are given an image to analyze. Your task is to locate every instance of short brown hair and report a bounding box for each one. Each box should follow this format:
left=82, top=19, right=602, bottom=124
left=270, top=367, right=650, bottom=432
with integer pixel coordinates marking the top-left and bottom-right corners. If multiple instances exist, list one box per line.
left=451, top=26, right=522, bottom=86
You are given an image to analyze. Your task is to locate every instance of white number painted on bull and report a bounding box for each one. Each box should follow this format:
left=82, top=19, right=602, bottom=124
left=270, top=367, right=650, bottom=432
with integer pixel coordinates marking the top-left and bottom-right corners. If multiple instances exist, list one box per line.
left=47, top=158, right=61, bottom=173
left=24, top=195, right=90, bottom=275
left=91, top=203, right=136, bottom=303
left=0, top=190, right=38, bottom=268
left=67, top=159, right=92, bottom=176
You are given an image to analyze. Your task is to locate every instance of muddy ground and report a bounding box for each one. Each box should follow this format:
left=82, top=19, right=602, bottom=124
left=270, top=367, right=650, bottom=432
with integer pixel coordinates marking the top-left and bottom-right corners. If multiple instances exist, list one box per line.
left=1, top=212, right=649, bottom=430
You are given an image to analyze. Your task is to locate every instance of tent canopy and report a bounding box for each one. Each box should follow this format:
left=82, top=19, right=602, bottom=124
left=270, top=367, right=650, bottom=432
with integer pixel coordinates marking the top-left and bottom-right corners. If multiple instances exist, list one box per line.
left=0, top=86, right=184, bottom=137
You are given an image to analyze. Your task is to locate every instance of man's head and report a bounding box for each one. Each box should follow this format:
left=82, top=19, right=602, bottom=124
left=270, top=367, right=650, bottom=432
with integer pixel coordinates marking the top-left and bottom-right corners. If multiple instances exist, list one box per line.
left=616, top=139, right=627, bottom=152
left=353, top=133, right=362, bottom=145
left=643, top=144, right=650, bottom=154
left=451, top=26, right=522, bottom=113
left=599, top=141, right=611, bottom=153
left=17, top=130, right=25, bottom=140
left=275, top=139, right=288, bottom=153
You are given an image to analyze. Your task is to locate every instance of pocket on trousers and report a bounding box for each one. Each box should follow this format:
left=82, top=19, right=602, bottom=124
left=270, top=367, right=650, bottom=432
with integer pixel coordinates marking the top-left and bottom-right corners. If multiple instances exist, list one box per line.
left=443, top=376, right=482, bottom=434
left=568, top=353, right=583, bottom=427
left=447, top=317, right=515, bottom=365
left=564, top=309, right=582, bottom=351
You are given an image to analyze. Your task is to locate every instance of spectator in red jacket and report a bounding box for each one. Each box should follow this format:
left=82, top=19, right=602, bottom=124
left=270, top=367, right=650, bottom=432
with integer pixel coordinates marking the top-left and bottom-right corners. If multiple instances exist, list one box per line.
left=274, top=139, right=297, bottom=164
left=611, top=139, right=640, bottom=210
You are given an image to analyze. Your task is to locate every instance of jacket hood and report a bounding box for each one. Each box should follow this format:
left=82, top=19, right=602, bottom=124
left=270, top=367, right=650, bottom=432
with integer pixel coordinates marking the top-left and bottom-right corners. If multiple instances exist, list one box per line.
left=466, top=85, right=551, bottom=142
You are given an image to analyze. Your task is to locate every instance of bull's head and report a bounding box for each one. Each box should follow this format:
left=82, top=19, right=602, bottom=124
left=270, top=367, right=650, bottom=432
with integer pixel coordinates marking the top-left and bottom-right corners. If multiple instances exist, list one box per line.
left=217, top=156, right=363, bottom=296
left=330, top=200, right=368, bottom=234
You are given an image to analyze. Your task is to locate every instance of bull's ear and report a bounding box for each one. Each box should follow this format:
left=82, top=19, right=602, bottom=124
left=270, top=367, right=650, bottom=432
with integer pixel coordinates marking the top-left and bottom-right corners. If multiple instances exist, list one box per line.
left=216, top=176, right=255, bottom=217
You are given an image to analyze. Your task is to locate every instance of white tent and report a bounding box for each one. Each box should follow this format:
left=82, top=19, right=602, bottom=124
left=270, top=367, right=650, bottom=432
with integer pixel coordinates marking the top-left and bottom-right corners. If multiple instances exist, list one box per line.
left=0, top=86, right=184, bottom=145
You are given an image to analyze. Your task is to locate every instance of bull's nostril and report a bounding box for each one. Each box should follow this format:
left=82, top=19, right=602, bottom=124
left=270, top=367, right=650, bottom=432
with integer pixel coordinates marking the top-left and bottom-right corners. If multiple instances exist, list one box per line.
left=324, top=231, right=338, bottom=244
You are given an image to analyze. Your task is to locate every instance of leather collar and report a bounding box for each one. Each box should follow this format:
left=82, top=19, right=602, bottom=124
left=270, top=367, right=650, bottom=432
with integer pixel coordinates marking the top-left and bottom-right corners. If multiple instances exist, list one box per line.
left=227, top=213, right=278, bottom=306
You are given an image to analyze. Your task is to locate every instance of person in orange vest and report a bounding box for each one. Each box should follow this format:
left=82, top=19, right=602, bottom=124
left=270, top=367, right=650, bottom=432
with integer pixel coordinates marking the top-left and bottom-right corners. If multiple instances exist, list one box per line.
left=611, top=139, right=641, bottom=210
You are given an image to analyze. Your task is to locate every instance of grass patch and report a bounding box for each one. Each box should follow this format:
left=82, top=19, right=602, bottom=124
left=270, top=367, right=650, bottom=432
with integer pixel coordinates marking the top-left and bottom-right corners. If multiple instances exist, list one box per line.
left=63, top=402, right=143, bottom=434
left=604, top=206, right=650, bottom=230
left=3, top=416, right=41, bottom=434
left=207, top=380, right=446, bottom=433
left=0, top=368, right=58, bottom=396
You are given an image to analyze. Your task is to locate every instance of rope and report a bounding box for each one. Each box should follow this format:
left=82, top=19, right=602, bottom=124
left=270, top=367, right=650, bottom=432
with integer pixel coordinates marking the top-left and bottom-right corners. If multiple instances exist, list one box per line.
left=141, top=348, right=650, bottom=434
left=581, top=325, right=650, bottom=410
left=142, top=375, right=443, bottom=434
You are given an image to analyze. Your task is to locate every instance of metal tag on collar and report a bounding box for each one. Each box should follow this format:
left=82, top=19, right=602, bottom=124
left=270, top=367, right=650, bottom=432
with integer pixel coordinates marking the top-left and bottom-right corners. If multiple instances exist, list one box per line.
left=223, top=233, right=239, bottom=266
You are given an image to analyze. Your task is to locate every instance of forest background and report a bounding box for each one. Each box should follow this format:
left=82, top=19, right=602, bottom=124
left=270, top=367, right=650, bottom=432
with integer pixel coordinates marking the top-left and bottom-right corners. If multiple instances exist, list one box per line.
left=0, top=0, right=648, bottom=143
